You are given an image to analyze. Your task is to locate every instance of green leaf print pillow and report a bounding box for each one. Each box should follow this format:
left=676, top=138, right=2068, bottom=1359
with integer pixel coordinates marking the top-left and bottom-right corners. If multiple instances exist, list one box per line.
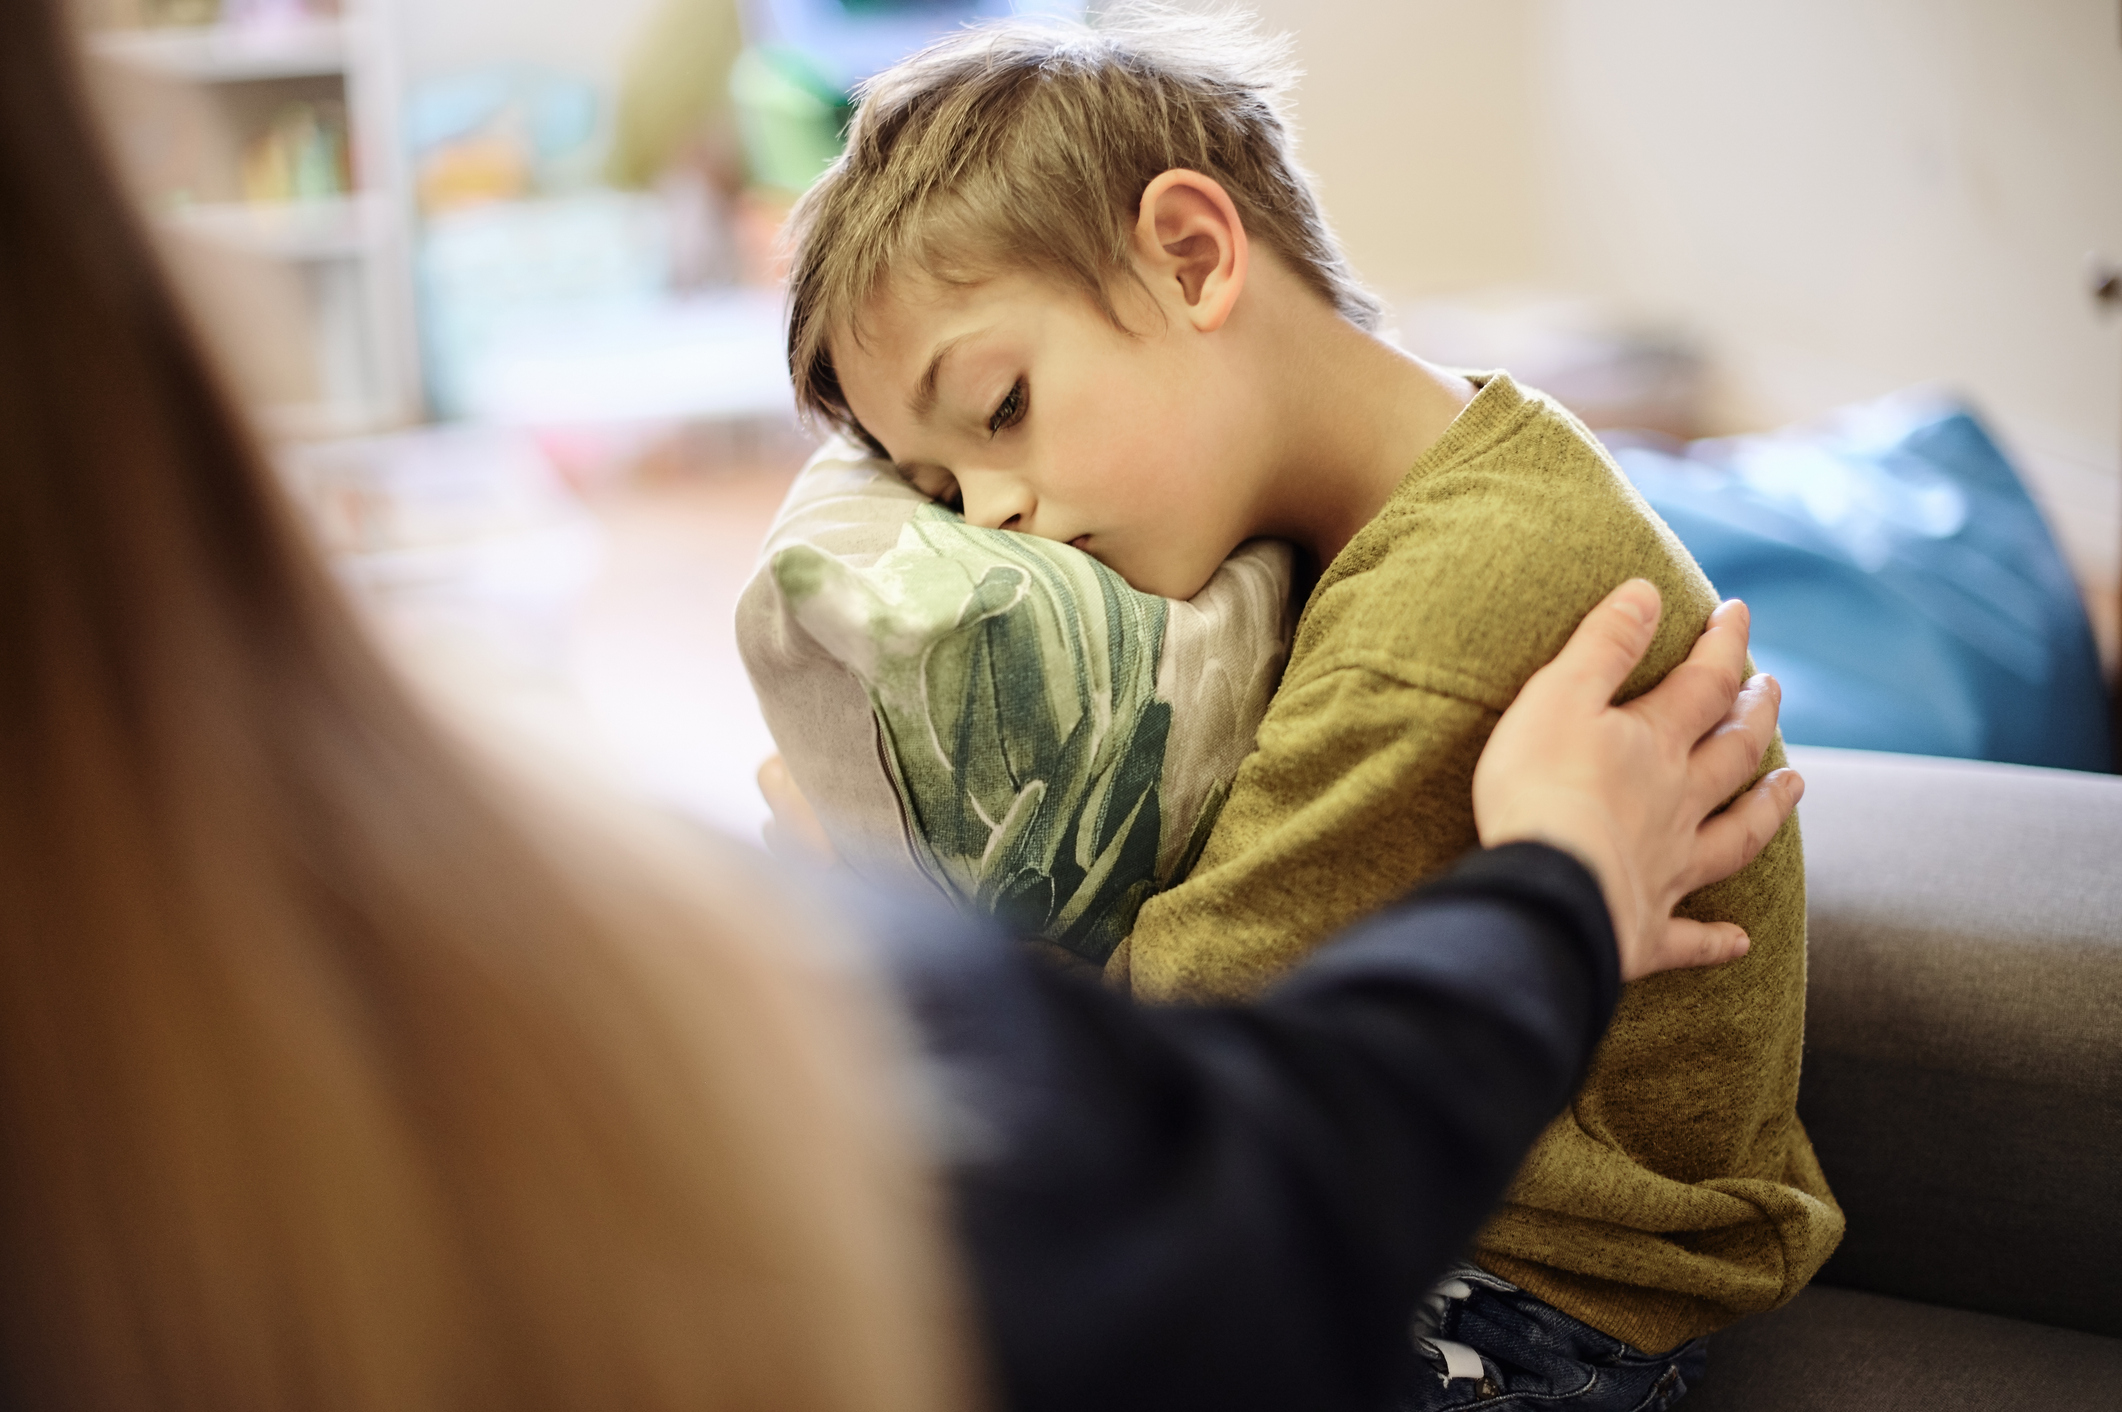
left=737, top=437, right=1294, bottom=966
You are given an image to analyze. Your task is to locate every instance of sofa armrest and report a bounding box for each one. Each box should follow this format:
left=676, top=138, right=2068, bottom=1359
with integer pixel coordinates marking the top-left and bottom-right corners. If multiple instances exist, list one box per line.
left=1790, top=746, right=2122, bottom=1338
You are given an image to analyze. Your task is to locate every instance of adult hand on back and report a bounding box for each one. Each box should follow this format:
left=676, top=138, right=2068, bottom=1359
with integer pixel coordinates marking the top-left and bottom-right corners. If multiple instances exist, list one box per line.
left=1473, top=579, right=1802, bottom=983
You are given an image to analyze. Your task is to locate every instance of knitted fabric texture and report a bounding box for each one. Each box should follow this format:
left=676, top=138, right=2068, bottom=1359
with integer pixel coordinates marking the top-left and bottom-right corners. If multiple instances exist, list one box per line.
left=1117, top=372, right=1844, bottom=1353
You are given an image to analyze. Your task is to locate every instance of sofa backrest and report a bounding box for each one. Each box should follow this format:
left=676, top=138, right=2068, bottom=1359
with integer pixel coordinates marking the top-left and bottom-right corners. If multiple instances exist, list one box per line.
left=1790, top=746, right=2122, bottom=1338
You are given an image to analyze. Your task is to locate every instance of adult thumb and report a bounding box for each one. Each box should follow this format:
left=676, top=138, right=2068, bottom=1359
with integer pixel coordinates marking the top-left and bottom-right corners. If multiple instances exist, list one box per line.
left=1540, top=578, right=1663, bottom=712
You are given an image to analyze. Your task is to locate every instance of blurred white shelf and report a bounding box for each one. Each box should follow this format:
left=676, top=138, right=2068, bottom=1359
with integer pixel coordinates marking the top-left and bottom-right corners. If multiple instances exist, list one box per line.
left=162, top=194, right=383, bottom=260
left=91, top=2, right=423, bottom=433
left=88, top=18, right=352, bottom=82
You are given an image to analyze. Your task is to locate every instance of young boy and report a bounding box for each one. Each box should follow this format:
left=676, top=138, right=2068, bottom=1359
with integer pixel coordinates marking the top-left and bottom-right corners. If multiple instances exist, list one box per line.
left=782, top=10, right=1842, bottom=1405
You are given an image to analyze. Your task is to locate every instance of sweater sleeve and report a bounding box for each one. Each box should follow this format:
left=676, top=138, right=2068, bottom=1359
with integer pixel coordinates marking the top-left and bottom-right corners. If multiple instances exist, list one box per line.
left=874, top=842, right=1619, bottom=1412
left=1122, top=664, right=1501, bottom=1002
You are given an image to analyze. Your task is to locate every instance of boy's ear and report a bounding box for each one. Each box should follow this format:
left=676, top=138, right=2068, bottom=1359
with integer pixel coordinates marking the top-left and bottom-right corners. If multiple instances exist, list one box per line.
left=1132, top=169, right=1248, bottom=333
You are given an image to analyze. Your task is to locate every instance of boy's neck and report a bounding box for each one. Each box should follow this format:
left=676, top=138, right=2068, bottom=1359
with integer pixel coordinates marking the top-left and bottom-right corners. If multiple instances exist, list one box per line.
left=1241, top=275, right=1474, bottom=569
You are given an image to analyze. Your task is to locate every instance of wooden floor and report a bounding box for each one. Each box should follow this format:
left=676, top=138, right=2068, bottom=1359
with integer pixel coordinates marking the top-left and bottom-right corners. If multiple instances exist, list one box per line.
left=358, top=453, right=801, bottom=848
left=569, top=463, right=798, bottom=842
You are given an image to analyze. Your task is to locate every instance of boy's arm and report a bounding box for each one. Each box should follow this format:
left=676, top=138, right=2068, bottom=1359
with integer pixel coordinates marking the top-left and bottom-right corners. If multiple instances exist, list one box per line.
left=1121, top=465, right=1737, bottom=1005
left=1121, top=662, right=1501, bottom=1002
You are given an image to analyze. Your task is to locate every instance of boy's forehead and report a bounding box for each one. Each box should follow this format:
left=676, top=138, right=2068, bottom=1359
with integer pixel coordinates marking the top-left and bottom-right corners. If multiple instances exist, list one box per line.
left=827, top=278, right=968, bottom=434
left=857, top=270, right=1011, bottom=340
left=846, top=273, right=970, bottom=354
left=835, top=270, right=1050, bottom=382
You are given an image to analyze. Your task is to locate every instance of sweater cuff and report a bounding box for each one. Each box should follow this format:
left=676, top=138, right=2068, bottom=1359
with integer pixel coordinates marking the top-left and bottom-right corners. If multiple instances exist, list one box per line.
left=1420, top=843, right=1622, bottom=1021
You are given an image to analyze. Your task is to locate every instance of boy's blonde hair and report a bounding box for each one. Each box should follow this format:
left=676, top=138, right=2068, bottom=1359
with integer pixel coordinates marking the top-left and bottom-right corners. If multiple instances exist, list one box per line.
left=785, top=5, right=1383, bottom=446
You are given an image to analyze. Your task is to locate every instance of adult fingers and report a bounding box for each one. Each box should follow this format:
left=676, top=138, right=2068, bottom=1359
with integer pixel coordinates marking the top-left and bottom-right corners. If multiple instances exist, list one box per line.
left=759, top=754, right=796, bottom=813
left=1623, top=917, right=1752, bottom=983
left=1683, top=673, right=1784, bottom=814
left=758, top=755, right=837, bottom=863
left=1634, top=599, right=1751, bottom=745
left=1529, top=578, right=1664, bottom=714
left=1680, top=768, right=1803, bottom=896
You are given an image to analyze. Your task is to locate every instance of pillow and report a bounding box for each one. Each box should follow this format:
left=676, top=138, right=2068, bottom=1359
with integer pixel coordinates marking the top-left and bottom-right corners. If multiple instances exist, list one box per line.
left=1610, top=391, right=2110, bottom=772
left=737, top=437, right=1295, bottom=964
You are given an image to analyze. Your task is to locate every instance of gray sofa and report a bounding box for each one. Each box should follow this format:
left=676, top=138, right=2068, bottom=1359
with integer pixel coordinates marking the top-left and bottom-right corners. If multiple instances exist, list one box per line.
left=1691, top=746, right=2122, bottom=1411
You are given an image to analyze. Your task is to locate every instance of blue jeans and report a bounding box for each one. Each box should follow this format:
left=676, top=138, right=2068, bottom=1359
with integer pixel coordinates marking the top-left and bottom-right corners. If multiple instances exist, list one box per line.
left=1400, top=1264, right=1707, bottom=1412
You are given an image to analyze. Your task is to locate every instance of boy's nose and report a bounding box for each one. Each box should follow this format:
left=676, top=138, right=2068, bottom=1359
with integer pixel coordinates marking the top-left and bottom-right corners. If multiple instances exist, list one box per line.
left=959, top=474, right=1034, bottom=534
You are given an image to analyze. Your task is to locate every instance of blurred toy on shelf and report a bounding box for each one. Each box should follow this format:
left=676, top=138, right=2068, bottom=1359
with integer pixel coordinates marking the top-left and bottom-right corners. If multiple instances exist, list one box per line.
left=239, top=98, right=350, bottom=202
left=139, top=0, right=222, bottom=25
left=417, top=135, right=531, bottom=213
left=727, top=43, right=846, bottom=194
left=407, top=66, right=603, bottom=217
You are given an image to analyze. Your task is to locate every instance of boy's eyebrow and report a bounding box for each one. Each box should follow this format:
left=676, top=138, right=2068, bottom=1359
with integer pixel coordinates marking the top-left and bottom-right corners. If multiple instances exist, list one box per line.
left=908, top=334, right=971, bottom=421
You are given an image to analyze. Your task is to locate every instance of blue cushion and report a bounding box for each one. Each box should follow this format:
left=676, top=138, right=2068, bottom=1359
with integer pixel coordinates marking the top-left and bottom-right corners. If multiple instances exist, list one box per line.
left=1611, top=396, right=2111, bottom=772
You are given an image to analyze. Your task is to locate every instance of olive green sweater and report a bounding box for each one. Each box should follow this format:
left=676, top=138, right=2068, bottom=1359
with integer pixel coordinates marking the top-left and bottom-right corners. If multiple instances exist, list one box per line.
left=1110, top=372, right=1844, bottom=1354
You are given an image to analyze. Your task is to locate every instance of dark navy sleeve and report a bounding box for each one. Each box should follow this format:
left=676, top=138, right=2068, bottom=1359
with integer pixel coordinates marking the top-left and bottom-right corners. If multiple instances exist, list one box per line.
left=867, top=842, right=1620, bottom=1412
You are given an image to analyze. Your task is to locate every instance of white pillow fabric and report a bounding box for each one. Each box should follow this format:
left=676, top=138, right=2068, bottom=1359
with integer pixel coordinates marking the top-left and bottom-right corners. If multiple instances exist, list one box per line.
left=737, top=437, right=1293, bottom=964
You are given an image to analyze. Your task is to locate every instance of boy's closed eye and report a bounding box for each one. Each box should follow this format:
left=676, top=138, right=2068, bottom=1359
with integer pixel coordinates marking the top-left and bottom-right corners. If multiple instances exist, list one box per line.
left=987, top=377, right=1028, bottom=438
left=896, top=464, right=964, bottom=513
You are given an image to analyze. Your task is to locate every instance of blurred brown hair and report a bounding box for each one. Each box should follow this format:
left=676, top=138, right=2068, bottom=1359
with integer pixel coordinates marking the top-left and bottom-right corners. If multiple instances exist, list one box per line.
left=785, top=4, right=1383, bottom=450
left=0, top=3, right=972, bottom=1409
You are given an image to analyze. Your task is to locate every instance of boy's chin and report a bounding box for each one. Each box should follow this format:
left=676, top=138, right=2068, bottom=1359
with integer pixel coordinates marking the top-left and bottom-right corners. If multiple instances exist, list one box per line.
left=1116, top=561, right=1220, bottom=602
left=1090, top=537, right=1230, bottom=601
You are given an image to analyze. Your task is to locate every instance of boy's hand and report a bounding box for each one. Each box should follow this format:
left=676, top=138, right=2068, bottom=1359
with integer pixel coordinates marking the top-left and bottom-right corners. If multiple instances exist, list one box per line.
left=1472, top=580, right=1802, bottom=983
left=758, top=755, right=838, bottom=865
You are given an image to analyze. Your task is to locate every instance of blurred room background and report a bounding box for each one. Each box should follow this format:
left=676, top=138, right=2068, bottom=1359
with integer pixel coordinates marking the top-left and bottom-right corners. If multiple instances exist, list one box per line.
left=69, top=0, right=2122, bottom=838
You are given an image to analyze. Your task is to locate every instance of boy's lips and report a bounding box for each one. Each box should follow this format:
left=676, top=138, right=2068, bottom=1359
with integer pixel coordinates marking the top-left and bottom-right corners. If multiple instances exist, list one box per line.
left=1069, top=534, right=1093, bottom=552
